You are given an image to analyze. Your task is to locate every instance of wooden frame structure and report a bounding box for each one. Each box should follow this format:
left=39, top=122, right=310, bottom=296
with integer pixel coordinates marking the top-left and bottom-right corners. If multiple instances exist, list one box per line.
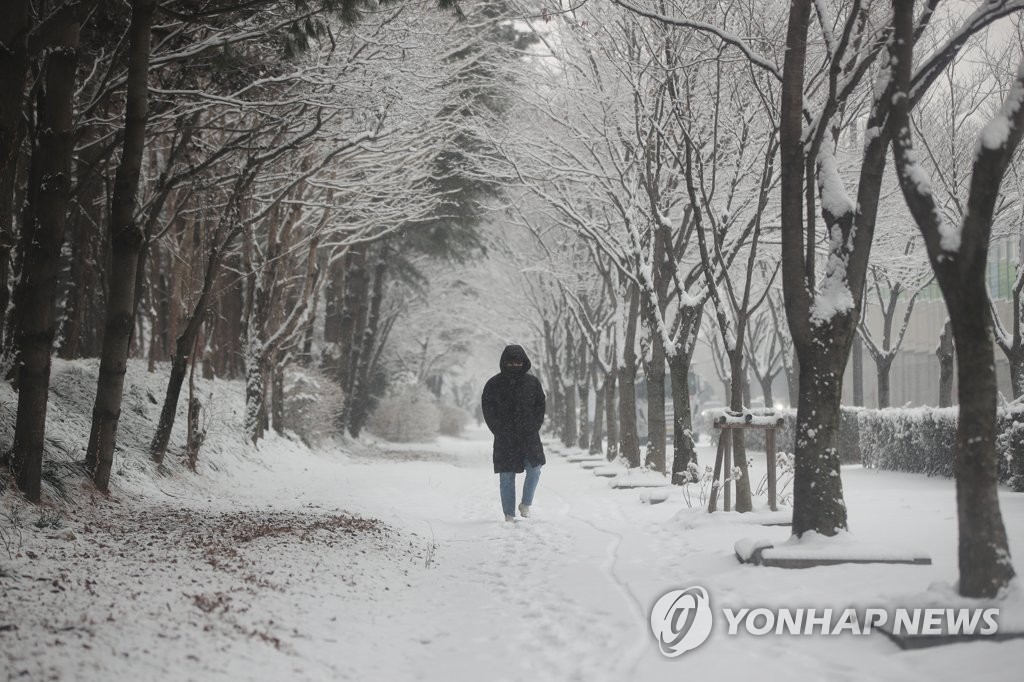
left=708, top=412, right=784, bottom=513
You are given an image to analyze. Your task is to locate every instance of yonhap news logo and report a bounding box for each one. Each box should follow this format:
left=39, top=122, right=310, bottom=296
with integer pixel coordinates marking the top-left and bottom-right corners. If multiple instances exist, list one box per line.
left=649, top=586, right=714, bottom=657
left=649, top=586, right=1001, bottom=657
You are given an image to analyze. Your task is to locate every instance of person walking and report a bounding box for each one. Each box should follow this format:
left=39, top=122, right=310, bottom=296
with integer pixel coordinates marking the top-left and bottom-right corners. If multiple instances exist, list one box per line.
left=481, top=345, right=546, bottom=521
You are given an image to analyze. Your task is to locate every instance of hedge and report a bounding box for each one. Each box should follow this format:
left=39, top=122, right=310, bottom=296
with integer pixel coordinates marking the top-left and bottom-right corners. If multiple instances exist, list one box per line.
left=708, top=405, right=1024, bottom=490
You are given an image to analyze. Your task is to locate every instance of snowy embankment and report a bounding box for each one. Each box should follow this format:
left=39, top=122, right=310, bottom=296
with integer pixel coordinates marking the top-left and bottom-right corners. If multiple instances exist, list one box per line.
left=1, top=359, right=429, bottom=680
left=2, top=363, right=1024, bottom=681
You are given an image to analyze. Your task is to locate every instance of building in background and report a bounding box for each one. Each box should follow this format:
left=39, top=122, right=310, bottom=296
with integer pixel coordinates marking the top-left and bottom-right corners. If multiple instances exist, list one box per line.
left=847, top=232, right=1019, bottom=407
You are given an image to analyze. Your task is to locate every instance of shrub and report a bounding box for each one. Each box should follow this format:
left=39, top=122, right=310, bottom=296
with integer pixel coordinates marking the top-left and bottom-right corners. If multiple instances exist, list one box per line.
left=860, top=407, right=957, bottom=478
left=857, top=406, right=1024, bottom=489
left=996, top=409, right=1024, bottom=491
left=367, top=384, right=439, bottom=442
left=283, top=367, right=345, bottom=446
left=696, top=404, right=1024, bottom=489
left=438, top=403, right=471, bottom=437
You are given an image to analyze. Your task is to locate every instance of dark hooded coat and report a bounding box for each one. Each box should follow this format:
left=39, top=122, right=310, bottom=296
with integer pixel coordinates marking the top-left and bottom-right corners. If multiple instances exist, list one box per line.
left=481, top=345, right=546, bottom=474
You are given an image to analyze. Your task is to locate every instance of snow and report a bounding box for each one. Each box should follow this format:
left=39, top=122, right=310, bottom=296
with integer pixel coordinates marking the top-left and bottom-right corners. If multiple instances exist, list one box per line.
left=735, top=537, right=775, bottom=562
left=715, top=411, right=785, bottom=427
left=813, top=0, right=837, bottom=55
left=863, top=125, right=882, bottom=148
left=593, top=464, right=628, bottom=478
left=816, top=148, right=855, bottom=219
left=609, top=469, right=671, bottom=488
left=896, top=135, right=961, bottom=254
left=2, top=363, right=1024, bottom=680
left=977, top=63, right=1024, bottom=154
left=810, top=232, right=857, bottom=325
left=810, top=149, right=858, bottom=325
left=888, top=580, right=1024, bottom=634
left=566, top=452, right=606, bottom=463
left=750, top=529, right=931, bottom=563
left=642, top=489, right=671, bottom=505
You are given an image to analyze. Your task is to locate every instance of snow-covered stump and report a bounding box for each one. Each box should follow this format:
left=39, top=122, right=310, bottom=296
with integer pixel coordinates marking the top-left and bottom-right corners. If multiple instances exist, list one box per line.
left=734, top=531, right=932, bottom=569
left=566, top=453, right=605, bottom=464
left=609, top=470, right=670, bottom=489
left=641, top=488, right=671, bottom=505
left=879, top=622, right=1024, bottom=650
left=875, top=584, right=1024, bottom=649
left=592, top=464, right=625, bottom=478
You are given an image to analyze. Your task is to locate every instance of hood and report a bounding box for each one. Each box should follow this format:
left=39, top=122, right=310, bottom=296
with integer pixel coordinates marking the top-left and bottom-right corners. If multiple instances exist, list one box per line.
left=499, top=344, right=531, bottom=374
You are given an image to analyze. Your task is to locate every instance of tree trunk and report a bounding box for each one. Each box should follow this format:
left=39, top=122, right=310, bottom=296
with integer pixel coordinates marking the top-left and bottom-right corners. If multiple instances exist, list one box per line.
left=604, top=370, right=618, bottom=461
left=937, top=320, right=954, bottom=408
left=618, top=286, right=642, bottom=467
left=578, top=382, right=590, bottom=449
left=791, top=340, right=849, bottom=536
left=337, top=245, right=368, bottom=421
left=323, top=256, right=345, bottom=343
left=348, top=245, right=388, bottom=437
left=887, top=0, right=1018, bottom=597
left=542, top=320, right=563, bottom=440
left=244, top=340, right=266, bottom=445
left=876, top=357, right=892, bottom=409
left=85, top=0, right=156, bottom=492
left=952, top=302, right=1016, bottom=596
left=150, top=250, right=222, bottom=464
left=270, top=353, right=284, bottom=435
left=668, top=351, right=697, bottom=483
left=589, top=373, right=604, bottom=455
left=618, top=363, right=640, bottom=467
left=852, top=333, right=864, bottom=406
left=577, top=342, right=590, bottom=450
left=151, top=347, right=190, bottom=464
left=562, top=383, right=577, bottom=448
left=787, top=352, right=800, bottom=407
left=0, top=0, right=30, bottom=352
left=728, top=350, right=753, bottom=512
left=242, top=247, right=268, bottom=446
left=58, top=124, right=106, bottom=360
left=1008, top=354, right=1024, bottom=401
left=8, top=22, right=79, bottom=501
left=759, top=375, right=774, bottom=409
left=644, top=336, right=667, bottom=473
left=185, top=332, right=202, bottom=471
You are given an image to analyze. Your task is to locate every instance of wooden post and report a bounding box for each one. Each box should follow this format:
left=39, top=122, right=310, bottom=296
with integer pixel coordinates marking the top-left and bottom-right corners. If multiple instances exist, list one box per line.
left=707, top=428, right=728, bottom=513
left=709, top=415, right=784, bottom=514
left=724, top=428, right=732, bottom=512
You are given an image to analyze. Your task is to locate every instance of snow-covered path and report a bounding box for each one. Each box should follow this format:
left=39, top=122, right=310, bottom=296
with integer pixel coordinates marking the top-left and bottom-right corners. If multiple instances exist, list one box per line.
left=213, top=426, right=1024, bottom=682
left=3, top=426, right=1024, bottom=681
left=244, top=429, right=653, bottom=682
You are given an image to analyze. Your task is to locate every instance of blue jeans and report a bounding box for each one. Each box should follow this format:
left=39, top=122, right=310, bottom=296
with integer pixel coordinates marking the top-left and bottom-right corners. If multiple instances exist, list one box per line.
left=499, top=461, right=542, bottom=517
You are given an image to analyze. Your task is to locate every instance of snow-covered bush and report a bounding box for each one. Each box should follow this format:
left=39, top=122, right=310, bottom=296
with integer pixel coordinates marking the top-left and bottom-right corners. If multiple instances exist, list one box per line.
left=858, top=406, right=1024, bottom=489
left=707, top=405, right=1022, bottom=488
left=859, top=407, right=959, bottom=478
left=367, top=384, right=439, bottom=442
left=996, top=409, right=1024, bottom=491
left=283, top=367, right=345, bottom=446
left=438, top=404, right=471, bottom=436
left=677, top=461, right=715, bottom=509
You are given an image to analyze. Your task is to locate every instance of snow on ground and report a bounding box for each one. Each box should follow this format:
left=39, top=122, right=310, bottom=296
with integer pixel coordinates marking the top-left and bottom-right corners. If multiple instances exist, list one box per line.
left=2, top=365, right=1024, bottom=681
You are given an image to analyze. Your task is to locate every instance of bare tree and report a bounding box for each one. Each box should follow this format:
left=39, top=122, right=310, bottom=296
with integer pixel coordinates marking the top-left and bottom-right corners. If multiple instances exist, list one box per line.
left=857, top=245, right=932, bottom=408
left=6, top=16, right=82, bottom=501
left=889, top=0, right=1018, bottom=598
